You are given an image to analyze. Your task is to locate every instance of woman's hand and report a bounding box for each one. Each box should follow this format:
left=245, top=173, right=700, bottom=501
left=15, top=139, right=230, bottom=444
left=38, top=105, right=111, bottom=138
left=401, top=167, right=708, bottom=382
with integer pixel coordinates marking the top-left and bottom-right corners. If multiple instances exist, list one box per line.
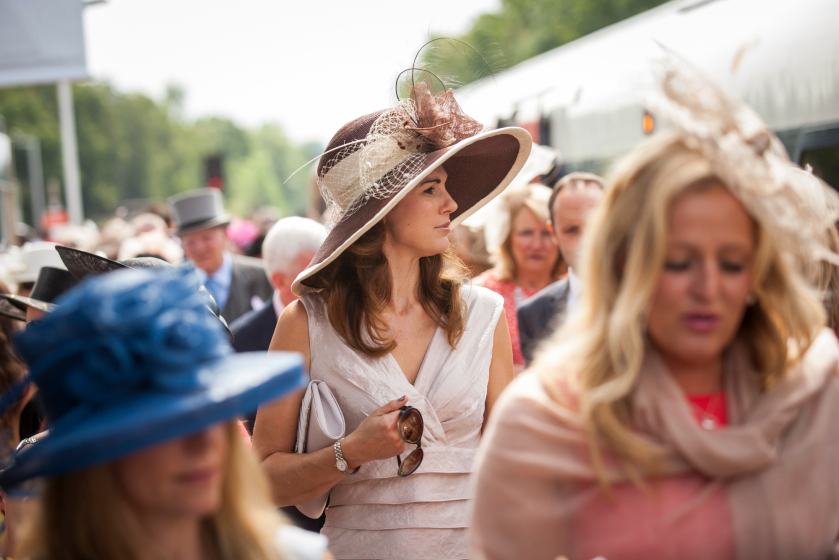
left=341, top=396, right=409, bottom=469
left=256, top=302, right=411, bottom=506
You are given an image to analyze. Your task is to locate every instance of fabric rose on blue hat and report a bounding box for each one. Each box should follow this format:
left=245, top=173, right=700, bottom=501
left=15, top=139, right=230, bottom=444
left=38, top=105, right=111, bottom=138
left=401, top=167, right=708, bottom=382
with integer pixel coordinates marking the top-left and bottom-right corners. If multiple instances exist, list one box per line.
left=15, top=266, right=230, bottom=423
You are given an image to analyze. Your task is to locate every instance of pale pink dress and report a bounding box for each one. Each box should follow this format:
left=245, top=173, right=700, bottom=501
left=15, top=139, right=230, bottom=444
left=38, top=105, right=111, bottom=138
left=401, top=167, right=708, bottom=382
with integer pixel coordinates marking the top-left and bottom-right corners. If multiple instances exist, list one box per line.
left=300, top=285, right=503, bottom=560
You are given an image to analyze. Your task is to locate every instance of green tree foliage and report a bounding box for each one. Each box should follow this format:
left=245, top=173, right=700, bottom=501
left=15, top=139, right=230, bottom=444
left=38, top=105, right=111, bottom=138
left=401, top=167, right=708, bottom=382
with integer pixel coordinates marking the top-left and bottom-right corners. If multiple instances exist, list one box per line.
left=0, top=82, right=317, bottom=224
left=0, top=85, right=63, bottom=224
left=226, top=125, right=315, bottom=218
left=427, top=0, right=670, bottom=86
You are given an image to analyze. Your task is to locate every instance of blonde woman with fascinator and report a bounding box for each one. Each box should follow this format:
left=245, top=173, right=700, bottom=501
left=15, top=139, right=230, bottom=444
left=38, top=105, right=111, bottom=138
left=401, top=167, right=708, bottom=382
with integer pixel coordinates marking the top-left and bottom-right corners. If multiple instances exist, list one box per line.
left=472, top=179, right=565, bottom=370
left=252, top=78, right=531, bottom=559
left=471, top=60, right=839, bottom=560
left=0, top=267, right=330, bottom=560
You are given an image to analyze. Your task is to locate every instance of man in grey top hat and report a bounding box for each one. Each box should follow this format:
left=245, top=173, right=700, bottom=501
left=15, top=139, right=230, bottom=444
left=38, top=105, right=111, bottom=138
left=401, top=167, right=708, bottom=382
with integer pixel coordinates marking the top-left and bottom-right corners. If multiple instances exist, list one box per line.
left=167, top=188, right=273, bottom=323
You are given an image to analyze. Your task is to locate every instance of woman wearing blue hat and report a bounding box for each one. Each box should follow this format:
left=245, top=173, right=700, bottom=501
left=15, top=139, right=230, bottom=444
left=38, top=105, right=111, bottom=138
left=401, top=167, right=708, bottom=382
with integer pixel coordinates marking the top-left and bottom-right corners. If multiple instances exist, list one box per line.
left=0, top=266, right=330, bottom=560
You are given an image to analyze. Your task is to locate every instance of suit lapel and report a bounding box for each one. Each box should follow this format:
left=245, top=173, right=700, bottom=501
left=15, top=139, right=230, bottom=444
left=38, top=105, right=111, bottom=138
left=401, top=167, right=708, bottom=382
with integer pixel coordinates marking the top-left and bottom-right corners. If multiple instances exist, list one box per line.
left=223, top=262, right=246, bottom=320
left=549, top=280, right=571, bottom=329
left=260, top=302, right=279, bottom=349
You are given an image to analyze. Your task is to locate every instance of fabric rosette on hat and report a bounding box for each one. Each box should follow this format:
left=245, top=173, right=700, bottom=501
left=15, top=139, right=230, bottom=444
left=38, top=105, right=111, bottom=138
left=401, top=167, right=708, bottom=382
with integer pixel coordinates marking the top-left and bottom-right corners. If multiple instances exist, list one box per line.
left=292, top=81, right=533, bottom=296
left=0, top=266, right=307, bottom=491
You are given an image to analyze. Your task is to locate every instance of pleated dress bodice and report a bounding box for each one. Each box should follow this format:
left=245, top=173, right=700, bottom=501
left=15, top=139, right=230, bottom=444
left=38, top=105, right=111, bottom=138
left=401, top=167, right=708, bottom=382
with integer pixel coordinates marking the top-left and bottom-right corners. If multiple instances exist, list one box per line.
left=299, top=285, right=503, bottom=560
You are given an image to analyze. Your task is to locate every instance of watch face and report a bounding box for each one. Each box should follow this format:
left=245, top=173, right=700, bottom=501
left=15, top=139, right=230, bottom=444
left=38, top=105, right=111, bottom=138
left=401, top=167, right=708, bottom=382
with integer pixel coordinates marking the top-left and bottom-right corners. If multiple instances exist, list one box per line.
left=336, top=459, right=348, bottom=472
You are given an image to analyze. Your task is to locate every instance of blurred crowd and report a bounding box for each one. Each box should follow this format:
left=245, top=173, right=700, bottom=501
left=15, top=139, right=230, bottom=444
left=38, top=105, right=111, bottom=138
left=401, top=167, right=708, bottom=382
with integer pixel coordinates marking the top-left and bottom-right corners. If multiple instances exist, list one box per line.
left=1, top=57, right=839, bottom=560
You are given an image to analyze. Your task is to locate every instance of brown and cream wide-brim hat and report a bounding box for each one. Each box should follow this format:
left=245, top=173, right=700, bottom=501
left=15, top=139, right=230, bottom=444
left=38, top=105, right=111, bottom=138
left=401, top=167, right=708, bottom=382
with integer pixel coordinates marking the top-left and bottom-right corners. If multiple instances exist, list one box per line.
left=292, top=85, right=532, bottom=296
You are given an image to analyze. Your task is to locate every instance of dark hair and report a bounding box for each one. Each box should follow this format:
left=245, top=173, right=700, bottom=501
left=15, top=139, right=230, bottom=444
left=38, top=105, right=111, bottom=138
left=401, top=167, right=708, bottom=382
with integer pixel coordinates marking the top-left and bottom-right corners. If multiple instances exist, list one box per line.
left=0, top=280, right=26, bottom=425
left=318, top=221, right=468, bottom=356
left=142, top=201, right=173, bottom=228
left=246, top=233, right=266, bottom=259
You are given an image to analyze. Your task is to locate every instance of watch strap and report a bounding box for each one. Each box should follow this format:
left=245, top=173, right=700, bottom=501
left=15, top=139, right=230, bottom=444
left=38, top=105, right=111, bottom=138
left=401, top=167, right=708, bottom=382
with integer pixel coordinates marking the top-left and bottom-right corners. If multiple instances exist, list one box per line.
left=334, top=438, right=359, bottom=476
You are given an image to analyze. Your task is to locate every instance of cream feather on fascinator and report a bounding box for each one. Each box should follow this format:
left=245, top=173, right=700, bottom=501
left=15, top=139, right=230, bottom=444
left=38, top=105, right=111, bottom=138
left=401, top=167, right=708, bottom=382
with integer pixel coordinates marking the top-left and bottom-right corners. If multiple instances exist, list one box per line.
left=645, top=55, right=839, bottom=272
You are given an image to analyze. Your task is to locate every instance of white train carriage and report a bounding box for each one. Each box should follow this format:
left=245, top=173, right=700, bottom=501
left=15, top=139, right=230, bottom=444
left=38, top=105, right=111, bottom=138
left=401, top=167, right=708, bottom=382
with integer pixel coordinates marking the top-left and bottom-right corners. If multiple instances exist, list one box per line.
left=458, top=0, right=839, bottom=187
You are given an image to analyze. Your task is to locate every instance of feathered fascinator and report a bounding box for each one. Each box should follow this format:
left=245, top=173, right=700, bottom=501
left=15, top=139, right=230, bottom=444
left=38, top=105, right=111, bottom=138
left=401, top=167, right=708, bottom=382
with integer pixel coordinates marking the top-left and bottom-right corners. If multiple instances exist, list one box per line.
left=314, top=37, right=507, bottom=227
left=318, top=81, right=486, bottom=224
left=644, top=56, right=839, bottom=271
left=291, top=41, right=532, bottom=296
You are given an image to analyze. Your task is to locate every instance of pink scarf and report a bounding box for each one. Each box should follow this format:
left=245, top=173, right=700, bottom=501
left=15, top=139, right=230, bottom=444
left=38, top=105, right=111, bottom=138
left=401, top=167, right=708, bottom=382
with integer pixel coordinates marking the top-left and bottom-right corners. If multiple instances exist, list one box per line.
left=471, top=329, right=839, bottom=560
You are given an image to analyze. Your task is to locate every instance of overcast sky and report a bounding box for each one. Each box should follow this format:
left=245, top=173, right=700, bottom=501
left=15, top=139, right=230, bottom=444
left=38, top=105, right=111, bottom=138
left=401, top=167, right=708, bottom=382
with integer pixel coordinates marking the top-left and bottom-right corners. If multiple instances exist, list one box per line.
left=83, top=0, right=500, bottom=145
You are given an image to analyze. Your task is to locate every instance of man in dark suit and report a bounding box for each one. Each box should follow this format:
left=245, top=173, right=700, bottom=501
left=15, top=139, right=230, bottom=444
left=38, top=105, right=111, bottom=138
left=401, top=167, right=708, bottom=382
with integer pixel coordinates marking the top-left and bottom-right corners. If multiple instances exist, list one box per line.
left=230, top=216, right=326, bottom=532
left=518, top=172, right=604, bottom=366
left=230, top=216, right=325, bottom=355
left=230, top=216, right=326, bottom=434
left=168, top=189, right=273, bottom=323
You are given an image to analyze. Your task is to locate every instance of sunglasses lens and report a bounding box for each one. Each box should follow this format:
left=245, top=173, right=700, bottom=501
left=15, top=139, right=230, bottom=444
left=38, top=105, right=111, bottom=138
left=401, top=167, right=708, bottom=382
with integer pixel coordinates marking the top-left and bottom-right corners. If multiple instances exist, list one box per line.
left=399, top=409, right=423, bottom=444
left=398, top=448, right=424, bottom=477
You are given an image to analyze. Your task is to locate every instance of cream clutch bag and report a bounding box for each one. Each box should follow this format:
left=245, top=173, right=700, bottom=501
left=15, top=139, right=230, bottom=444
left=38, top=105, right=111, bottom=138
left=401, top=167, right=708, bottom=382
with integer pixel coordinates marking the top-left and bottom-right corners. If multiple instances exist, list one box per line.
left=294, top=380, right=346, bottom=519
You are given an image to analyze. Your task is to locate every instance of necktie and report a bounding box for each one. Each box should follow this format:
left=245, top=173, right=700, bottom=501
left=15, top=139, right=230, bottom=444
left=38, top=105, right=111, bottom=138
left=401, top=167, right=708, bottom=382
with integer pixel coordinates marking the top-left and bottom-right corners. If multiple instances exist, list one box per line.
left=204, top=276, right=223, bottom=310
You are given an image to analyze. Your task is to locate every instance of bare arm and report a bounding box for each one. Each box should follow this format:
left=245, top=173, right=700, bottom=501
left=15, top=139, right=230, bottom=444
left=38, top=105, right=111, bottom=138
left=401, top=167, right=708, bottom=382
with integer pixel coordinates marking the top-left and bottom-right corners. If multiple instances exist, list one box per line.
left=252, top=300, right=409, bottom=507
left=483, top=309, right=515, bottom=429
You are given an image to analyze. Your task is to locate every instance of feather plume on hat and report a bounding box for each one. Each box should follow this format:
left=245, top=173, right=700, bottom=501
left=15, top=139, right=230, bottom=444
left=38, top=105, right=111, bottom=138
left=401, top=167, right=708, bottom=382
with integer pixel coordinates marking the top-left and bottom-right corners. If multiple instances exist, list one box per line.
left=644, top=55, right=839, bottom=275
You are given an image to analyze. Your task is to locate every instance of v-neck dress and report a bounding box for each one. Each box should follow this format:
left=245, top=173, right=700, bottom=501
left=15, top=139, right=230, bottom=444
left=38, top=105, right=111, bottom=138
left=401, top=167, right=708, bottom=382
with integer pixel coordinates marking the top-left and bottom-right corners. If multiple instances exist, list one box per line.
left=299, top=285, right=504, bottom=560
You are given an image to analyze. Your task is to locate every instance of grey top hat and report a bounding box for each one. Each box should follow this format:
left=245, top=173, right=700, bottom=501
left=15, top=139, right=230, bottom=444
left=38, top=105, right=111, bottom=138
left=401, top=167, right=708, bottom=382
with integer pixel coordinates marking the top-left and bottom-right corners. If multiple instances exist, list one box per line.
left=167, top=188, right=231, bottom=236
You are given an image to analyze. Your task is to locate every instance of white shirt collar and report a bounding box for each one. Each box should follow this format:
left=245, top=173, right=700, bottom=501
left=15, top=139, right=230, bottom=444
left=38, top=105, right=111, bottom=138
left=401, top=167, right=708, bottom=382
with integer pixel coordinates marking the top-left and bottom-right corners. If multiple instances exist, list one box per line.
left=194, top=251, right=232, bottom=286
left=272, top=289, right=285, bottom=319
left=567, top=267, right=583, bottom=307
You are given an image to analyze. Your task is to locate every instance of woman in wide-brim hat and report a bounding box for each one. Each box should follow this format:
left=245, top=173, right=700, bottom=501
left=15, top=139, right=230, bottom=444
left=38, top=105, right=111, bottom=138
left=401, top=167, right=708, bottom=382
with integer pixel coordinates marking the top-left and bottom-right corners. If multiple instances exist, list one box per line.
left=252, top=81, right=531, bottom=559
left=0, top=266, right=329, bottom=560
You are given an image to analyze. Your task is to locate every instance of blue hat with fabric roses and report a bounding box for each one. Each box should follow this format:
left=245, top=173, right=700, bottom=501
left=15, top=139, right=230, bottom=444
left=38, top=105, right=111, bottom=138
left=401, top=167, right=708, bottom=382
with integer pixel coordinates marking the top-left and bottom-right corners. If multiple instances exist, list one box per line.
left=0, top=266, right=307, bottom=490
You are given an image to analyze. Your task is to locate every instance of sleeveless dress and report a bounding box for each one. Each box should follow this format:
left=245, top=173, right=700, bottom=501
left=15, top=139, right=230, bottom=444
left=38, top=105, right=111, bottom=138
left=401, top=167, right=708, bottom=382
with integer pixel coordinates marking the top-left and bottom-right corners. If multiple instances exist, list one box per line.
left=300, top=285, right=504, bottom=560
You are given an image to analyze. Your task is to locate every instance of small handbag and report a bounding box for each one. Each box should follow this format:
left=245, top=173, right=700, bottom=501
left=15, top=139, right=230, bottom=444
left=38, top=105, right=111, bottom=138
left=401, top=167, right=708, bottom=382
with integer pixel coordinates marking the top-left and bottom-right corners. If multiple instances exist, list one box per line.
left=294, top=380, right=346, bottom=518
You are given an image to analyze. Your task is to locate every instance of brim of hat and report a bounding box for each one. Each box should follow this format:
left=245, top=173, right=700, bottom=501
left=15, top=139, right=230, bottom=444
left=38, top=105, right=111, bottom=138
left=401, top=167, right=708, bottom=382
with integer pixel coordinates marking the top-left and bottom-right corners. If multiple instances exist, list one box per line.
left=58, top=247, right=174, bottom=280
left=292, top=127, right=533, bottom=296
left=57, top=246, right=126, bottom=280
left=175, top=215, right=231, bottom=236
left=0, top=351, right=307, bottom=490
left=57, top=247, right=232, bottom=339
left=0, top=294, right=56, bottom=314
left=0, top=299, right=26, bottom=322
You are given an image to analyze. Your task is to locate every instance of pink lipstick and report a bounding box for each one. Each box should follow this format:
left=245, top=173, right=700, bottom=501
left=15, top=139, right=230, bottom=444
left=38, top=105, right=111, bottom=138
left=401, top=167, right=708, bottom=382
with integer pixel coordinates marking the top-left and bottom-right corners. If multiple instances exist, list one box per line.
left=682, top=314, right=720, bottom=332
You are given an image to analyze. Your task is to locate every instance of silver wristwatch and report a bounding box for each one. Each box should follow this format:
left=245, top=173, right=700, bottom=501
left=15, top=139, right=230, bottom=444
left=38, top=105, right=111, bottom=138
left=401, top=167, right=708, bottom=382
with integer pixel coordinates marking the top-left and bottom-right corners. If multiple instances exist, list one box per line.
left=334, top=438, right=359, bottom=476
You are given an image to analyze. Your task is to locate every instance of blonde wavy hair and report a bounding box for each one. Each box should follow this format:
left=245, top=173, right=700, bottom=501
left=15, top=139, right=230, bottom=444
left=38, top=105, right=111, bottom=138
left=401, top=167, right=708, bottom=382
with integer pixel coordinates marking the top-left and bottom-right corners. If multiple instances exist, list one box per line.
left=535, top=132, right=827, bottom=481
left=18, top=422, right=285, bottom=560
left=490, top=184, right=565, bottom=282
